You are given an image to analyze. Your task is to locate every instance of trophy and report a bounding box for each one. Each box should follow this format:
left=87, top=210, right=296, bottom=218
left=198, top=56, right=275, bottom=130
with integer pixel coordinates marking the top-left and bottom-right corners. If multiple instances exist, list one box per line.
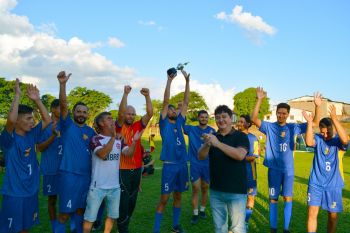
left=176, top=62, right=189, bottom=71
left=167, top=62, right=189, bottom=78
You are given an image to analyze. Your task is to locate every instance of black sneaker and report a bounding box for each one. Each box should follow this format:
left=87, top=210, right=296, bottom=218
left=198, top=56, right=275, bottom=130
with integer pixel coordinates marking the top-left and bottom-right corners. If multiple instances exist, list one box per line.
left=199, top=211, right=207, bottom=219
left=92, top=220, right=102, bottom=231
left=270, top=228, right=277, bottom=233
left=190, top=215, right=199, bottom=224
left=283, top=230, right=291, bottom=233
left=171, top=225, right=185, bottom=233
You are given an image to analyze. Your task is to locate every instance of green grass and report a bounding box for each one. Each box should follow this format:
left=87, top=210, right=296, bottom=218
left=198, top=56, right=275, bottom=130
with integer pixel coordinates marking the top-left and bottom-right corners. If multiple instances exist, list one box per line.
left=1, top=137, right=350, bottom=232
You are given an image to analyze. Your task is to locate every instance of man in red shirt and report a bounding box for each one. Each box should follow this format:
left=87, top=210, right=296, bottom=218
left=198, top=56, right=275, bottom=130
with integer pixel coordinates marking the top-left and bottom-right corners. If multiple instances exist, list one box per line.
left=116, top=86, right=153, bottom=233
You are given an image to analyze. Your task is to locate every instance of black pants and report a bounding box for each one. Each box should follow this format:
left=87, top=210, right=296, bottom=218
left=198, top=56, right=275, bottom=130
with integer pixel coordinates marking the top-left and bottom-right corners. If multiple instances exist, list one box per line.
left=117, top=168, right=142, bottom=233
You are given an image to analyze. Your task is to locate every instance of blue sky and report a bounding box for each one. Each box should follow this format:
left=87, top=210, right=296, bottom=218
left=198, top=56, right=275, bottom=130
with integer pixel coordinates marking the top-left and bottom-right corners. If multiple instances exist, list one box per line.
left=1, top=0, right=349, bottom=114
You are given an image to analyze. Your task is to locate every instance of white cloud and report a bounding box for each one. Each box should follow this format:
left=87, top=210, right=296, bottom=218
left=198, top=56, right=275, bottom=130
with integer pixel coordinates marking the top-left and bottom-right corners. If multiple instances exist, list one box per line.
left=108, top=37, right=125, bottom=48
left=138, top=20, right=156, bottom=26
left=215, top=5, right=276, bottom=43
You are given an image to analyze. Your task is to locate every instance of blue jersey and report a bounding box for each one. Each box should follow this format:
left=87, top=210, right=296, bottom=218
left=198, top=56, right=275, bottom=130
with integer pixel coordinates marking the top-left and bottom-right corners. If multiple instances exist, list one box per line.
left=159, top=114, right=187, bottom=163
left=183, top=125, right=215, bottom=165
left=308, top=134, right=347, bottom=189
left=0, top=122, right=42, bottom=197
left=259, top=121, right=306, bottom=174
left=246, top=133, right=259, bottom=185
left=59, top=114, right=95, bottom=175
left=39, top=122, right=62, bottom=175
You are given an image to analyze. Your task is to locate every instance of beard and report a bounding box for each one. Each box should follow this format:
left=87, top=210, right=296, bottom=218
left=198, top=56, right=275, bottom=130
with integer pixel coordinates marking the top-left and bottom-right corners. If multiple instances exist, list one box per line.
left=199, top=122, right=207, bottom=127
left=169, top=115, right=178, bottom=121
left=74, top=116, right=87, bottom=124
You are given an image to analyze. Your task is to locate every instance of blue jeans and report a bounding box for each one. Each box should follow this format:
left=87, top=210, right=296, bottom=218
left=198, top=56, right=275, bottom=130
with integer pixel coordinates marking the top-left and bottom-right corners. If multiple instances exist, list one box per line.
left=210, top=189, right=247, bottom=233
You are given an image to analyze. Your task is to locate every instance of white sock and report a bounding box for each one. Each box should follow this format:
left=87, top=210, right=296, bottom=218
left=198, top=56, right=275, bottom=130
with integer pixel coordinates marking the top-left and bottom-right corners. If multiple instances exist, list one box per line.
left=193, top=209, right=199, bottom=215
left=200, top=206, right=206, bottom=212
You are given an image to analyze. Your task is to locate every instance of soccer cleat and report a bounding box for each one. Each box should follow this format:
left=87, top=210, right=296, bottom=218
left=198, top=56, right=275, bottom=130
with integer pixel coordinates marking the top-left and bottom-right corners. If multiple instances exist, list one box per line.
left=190, top=215, right=199, bottom=224
left=199, top=211, right=207, bottom=219
left=171, top=225, right=185, bottom=233
left=92, top=220, right=102, bottom=231
left=245, top=222, right=249, bottom=231
left=283, top=230, right=291, bottom=233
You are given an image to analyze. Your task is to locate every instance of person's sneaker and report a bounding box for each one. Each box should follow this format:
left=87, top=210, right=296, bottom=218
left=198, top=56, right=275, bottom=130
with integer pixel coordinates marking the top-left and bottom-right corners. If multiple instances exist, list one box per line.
left=92, top=220, right=102, bottom=231
left=171, top=225, right=185, bottom=233
left=245, top=222, right=249, bottom=231
left=270, top=228, right=277, bottom=233
left=199, top=211, right=207, bottom=219
left=190, top=215, right=199, bottom=224
left=283, top=230, right=291, bottom=233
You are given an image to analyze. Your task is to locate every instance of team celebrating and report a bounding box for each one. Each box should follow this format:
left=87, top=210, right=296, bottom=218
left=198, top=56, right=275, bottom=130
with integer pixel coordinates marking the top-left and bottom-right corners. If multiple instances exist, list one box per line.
left=0, top=69, right=349, bottom=233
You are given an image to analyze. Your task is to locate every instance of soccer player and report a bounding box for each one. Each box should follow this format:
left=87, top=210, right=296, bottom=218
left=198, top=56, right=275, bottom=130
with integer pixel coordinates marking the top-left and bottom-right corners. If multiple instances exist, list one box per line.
left=36, top=99, right=62, bottom=232
left=303, top=105, right=349, bottom=233
left=198, top=105, right=250, bottom=233
left=83, top=112, right=142, bottom=233
left=153, top=69, right=190, bottom=233
left=55, top=71, right=96, bottom=233
left=0, top=79, right=51, bottom=233
left=115, top=85, right=153, bottom=233
left=251, top=87, right=322, bottom=233
left=236, top=115, right=259, bottom=230
left=183, top=110, right=215, bottom=224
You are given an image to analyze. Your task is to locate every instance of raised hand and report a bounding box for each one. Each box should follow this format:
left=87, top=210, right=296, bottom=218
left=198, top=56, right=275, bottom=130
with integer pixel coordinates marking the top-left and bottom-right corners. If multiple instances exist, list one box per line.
left=26, top=84, right=40, bottom=101
left=51, top=121, right=60, bottom=137
left=181, top=69, right=190, bottom=81
left=57, top=71, right=71, bottom=84
left=302, top=110, right=314, bottom=123
left=256, top=87, right=266, bottom=100
left=133, top=130, right=144, bottom=142
left=314, top=92, right=322, bottom=107
left=140, top=88, right=150, bottom=97
left=14, top=78, right=21, bottom=96
left=328, top=104, right=337, bottom=119
left=124, top=85, right=132, bottom=94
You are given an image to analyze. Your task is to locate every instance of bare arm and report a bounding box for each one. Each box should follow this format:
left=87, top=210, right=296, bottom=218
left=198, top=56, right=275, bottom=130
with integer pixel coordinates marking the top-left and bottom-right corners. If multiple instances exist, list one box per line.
left=117, top=85, right=131, bottom=127
left=140, top=88, right=153, bottom=126
left=312, top=92, right=322, bottom=127
left=329, top=105, right=348, bottom=145
left=27, top=84, right=51, bottom=129
left=122, top=130, right=143, bottom=156
left=5, top=79, right=21, bottom=133
left=57, top=71, right=71, bottom=119
left=198, top=143, right=211, bottom=160
left=161, top=75, right=175, bottom=119
left=302, top=111, right=315, bottom=147
left=95, top=136, right=117, bottom=159
left=251, top=87, right=265, bottom=128
left=180, top=70, right=190, bottom=117
left=36, top=122, right=59, bottom=152
left=245, top=156, right=256, bottom=162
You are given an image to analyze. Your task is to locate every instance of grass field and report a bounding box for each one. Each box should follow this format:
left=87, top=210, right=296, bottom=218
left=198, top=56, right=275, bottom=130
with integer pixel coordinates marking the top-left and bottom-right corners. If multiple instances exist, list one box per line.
left=1, top=137, right=350, bottom=232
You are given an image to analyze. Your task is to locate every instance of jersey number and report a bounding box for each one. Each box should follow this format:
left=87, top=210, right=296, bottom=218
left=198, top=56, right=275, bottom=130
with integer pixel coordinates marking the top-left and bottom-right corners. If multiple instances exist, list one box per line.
left=269, top=188, right=275, bottom=196
left=279, top=143, right=287, bottom=152
left=325, top=162, right=331, bottom=171
left=67, top=200, right=72, bottom=208
left=27, top=164, right=32, bottom=175
left=307, top=193, right=311, bottom=202
left=58, top=145, right=63, bottom=155
left=164, top=183, right=169, bottom=192
left=176, top=137, right=181, bottom=146
left=8, top=218, right=13, bottom=228
left=47, top=184, right=51, bottom=193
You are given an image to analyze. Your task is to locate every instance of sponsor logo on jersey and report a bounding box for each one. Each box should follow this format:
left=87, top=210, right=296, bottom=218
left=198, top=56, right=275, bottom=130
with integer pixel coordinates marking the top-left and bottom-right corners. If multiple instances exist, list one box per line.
left=324, top=147, right=330, bottom=155
left=83, top=134, right=88, bottom=140
left=280, top=131, right=286, bottom=138
left=174, top=128, right=177, bottom=133
left=24, top=148, right=31, bottom=157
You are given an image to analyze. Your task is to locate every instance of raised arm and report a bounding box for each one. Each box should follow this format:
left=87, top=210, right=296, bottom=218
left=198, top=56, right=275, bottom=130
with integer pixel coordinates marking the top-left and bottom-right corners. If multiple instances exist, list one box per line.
left=5, top=79, right=21, bottom=133
left=180, top=70, right=190, bottom=117
left=312, top=92, right=322, bottom=127
left=302, top=111, right=315, bottom=147
left=161, top=74, right=175, bottom=119
left=36, top=122, right=59, bottom=152
left=329, top=105, right=348, bottom=146
left=140, top=88, right=153, bottom=126
left=27, top=84, right=51, bottom=129
left=57, top=71, right=71, bottom=119
left=251, top=87, right=265, bottom=128
left=117, top=85, right=131, bottom=126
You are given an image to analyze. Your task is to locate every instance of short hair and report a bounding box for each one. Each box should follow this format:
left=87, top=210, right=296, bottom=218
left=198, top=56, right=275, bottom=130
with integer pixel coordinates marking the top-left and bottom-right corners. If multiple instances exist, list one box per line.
left=240, top=114, right=252, bottom=128
left=18, top=104, right=33, bottom=115
left=214, top=105, right=233, bottom=118
left=50, top=99, right=59, bottom=109
left=168, top=104, right=176, bottom=110
left=197, top=110, right=209, bottom=117
left=319, top=117, right=333, bottom=129
left=73, top=102, right=88, bottom=112
left=276, top=103, right=290, bottom=113
left=94, top=112, right=111, bottom=130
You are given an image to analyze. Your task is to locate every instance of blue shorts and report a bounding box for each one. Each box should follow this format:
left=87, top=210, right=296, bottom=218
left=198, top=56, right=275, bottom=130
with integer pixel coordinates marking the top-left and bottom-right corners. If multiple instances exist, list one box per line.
left=307, top=185, right=343, bottom=213
left=0, top=193, right=39, bottom=233
left=268, top=168, right=294, bottom=199
left=84, top=187, right=121, bottom=222
left=161, top=163, right=189, bottom=194
left=58, top=172, right=90, bottom=213
left=190, top=163, right=210, bottom=184
left=43, top=174, right=60, bottom=196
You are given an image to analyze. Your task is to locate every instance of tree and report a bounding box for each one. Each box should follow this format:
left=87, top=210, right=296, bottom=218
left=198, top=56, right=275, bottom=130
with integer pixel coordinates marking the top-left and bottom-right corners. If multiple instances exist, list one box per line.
left=67, top=87, right=112, bottom=124
left=233, top=87, right=270, bottom=119
left=41, top=94, right=57, bottom=111
left=170, top=91, right=209, bottom=122
left=149, top=99, right=163, bottom=125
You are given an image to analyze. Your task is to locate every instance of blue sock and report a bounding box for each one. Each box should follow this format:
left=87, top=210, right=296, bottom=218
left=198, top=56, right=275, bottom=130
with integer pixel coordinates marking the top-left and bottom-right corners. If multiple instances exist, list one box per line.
left=269, top=202, right=278, bottom=229
left=153, top=212, right=163, bottom=233
left=70, top=213, right=76, bottom=231
left=55, top=221, right=66, bottom=233
left=284, top=201, right=293, bottom=230
left=50, top=219, right=58, bottom=232
left=245, top=208, right=253, bottom=223
left=74, top=214, right=83, bottom=233
left=173, top=207, right=181, bottom=227
left=96, top=202, right=105, bottom=222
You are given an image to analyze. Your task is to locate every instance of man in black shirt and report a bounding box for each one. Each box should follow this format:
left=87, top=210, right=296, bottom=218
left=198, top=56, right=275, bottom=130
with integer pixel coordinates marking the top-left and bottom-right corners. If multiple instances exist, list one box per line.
left=199, top=105, right=249, bottom=233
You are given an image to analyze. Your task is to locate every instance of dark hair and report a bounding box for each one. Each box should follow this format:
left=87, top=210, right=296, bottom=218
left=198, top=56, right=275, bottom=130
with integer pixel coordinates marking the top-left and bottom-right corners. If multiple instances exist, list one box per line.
left=319, top=117, right=333, bottom=136
left=240, top=114, right=252, bottom=128
left=197, top=110, right=209, bottom=117
left=276, top=103, right=290, bottom=113
left=18, top=104, right=33, bottom=115
left=94, top=112, right=111, bottom=130
left=214, top=105, right=233, bottom=118
left=50, top=99, right=59, bottom=109
left=73, top=102, right=88, bottom=112
left=168, top=104, right=176, bottom=110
